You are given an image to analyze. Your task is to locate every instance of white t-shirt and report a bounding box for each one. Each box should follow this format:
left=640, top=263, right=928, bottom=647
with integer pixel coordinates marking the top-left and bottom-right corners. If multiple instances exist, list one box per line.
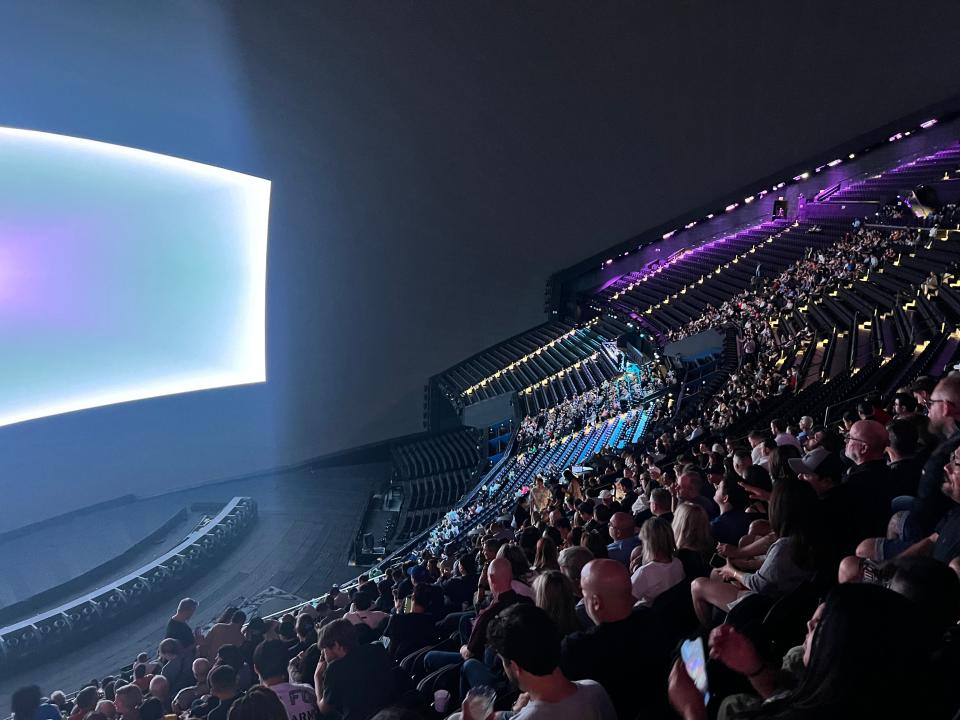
left=630, top=557, right=685, bottom=604
left=267, top=681, right=318, bottom=720
left=511, top=680, right=616, bottom=720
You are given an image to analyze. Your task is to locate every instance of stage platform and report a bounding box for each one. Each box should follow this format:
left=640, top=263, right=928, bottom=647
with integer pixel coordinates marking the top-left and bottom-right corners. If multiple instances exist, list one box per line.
left=0, top=460, right=388, bottom=703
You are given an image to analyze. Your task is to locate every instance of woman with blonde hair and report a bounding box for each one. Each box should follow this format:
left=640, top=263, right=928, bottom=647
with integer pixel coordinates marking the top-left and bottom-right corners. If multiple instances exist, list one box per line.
left=630, top=517, right=685, bottom=605
left=532, top=570, right=581, bottom=637
left=672, top=502, right=714, bottom=579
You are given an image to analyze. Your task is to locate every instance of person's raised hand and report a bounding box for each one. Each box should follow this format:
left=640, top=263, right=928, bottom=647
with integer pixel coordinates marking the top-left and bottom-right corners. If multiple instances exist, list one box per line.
left=668, top=658, right=707, bottom=720
left=709, top=624, right=761, bottom=676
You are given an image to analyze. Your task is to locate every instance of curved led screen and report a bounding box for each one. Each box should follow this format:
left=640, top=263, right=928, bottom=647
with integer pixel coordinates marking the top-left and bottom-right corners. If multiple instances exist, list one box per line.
left=0, top=127, right=270, bottom=428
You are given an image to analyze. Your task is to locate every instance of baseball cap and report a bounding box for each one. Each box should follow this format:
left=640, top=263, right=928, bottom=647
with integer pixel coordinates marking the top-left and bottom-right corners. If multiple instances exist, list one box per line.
left=788, top=447, right=844, bottom=480
left=407, top=565, right=430, bottom=583
left=599, top=489, right=613, bottom=499
left=909, top=376, right=937, bottom=394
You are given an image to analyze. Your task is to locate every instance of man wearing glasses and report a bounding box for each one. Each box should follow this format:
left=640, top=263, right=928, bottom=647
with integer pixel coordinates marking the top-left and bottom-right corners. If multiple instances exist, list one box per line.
left=854, top=375, right=960, bottom=564
left=843, top=419, right=896, bottom=543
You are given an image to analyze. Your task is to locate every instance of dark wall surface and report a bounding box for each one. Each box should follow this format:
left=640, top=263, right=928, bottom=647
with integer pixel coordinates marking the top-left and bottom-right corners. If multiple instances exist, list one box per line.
left=2, top=1, right=960, bottom=530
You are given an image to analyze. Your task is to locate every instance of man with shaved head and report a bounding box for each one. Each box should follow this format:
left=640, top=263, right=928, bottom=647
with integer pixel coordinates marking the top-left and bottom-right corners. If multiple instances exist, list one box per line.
left=842, top=419, right=895, bottom=543
left=422, top=556, right=531, bottom=678
left=560, top=559, right=671, bottom=719
left=856, top=375, right=960, bottom=563
left=605, top=512, right=639, bottom=566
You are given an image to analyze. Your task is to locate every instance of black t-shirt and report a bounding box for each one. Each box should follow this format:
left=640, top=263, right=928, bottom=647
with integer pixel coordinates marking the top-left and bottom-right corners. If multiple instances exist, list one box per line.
left=442, top=574, right=478, bottom=610
left=414, top=582, right=446, bottom=617
left=560, top=608, right=671, bottom=720
left=165, top=618, right=195, bottom=649
left=383, top=612, right=441, bottom=661
left=322, top=643, right=410, bottom=720
left=140, top=697, right=163, bottom=720
left=207, top=693, right=243, bottom=720
left=710, top=509, right=752, bottom=545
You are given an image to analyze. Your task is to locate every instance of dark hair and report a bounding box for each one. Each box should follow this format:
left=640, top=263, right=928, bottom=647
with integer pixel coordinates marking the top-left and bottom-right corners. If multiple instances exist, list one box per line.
left=231, top=610, right=246, bottom=625
left=76, top=686, right=99, bottom=711
left=580, top=530, right=608, bottom=559
left=593, top=503, right=613, bottom=524
left=555, top=516, right=571, bottom=531
left=317, top=619, right=358, bottom=652
left=217, top=606, right=239, bottom=624
left=748, top=585, right=932, bottom=719
left=353, top=592, right=374, bottom=611
left=412, top=584, right=432, bottom=610
left=886, top=418, right=918, bottom=457
left=542, top=525, right=562, bottom=547
left=227, top=686, right=288, bottom=720
left=134, top=663, right=147, bottom=679
left=486, top=604, right=560, bottom=676
left=457, top=552, right=478, bottom=576
left=252, top=640, right=290, bottom=680
left=888, top=556, right=960, bottom=630
left=767, top=444, right=800, bottom=483
left=11, top=686, right=42, bottom=720
left=893, top=392, right=918, bottom=413
left=209, top=664, right=238, bottom=693
left=842, top=409, right=858, bottom=424
left=295, top=613, right=316, bottom=639
left=277, top=618, right=296, bottom=640
left=217, top=644, right=244, bottom=672
left=718, top=476, right=749, bottom=511
left=568, top=526, right=583, bottom=547
left=768, top=479, right=821, bottom=569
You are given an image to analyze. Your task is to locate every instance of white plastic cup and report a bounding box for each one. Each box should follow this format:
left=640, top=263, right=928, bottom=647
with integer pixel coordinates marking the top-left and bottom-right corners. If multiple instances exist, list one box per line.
left=433, top=689, right=451, bottom=713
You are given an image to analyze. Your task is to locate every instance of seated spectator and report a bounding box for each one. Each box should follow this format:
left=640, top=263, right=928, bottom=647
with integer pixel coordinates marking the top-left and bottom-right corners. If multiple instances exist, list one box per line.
left=172, top=657, right=212, bottom=713
left=673, top=502, right=715, bottom=579
left=114, top=684, right=144, bottom=720
left=771, top=417, right=801, bottom=450
left=252, top=640, right=318, bottom=720
left=344, top=591, right=390, bottom=631
left=843, top=419, right=896, bottom=540
left=561, top=559, right=671, bottom=719
left=406, top=564, right=446, bottom=616
left=732, top=448, right=773, bottom=499
left=226, top=686, right=289, bottom=720
left=165, top=598, right=200, bottom=654
left=886, top=417, right=926, bottom=498
left=69, top=686, right=100, bottom=720
left=497, top=543, right=537, bottom=597
left=96, top=699, right=117, bottom=719
left=605, top=511, right=640, bottom=566
left=382, top=584, right=441, bottom=661
left=215, top=644, right=254, bottom=691
left=630, top=517, right=685, bottom=605
left=691, top=480, right=821, bottom=625
left=158, top=638, right=194, bottom=694
left=449, top=604, right=616, bottom=720
left=206, top=665, right=244, bottom=720
left=132, top=663, right=153, bottom=692
left=558, top=544, right=595, bottom=628
left=675, top=471, right=720, bottom=519
left=423, top=557, right=532, bottom=686
left=711, top=476, right=753, bottom=545
left=534, top=536, right=561, bottom=573
left=314, top=619, right=411, bottom=720
left=671, top=584, right=937, bottom=720
left=11, top=686, right=61, bottom=720
left=533, top=569, right=582, bottom=636
left=147, top=675, right=172, bottom=714
left=441, top=552, right=479, bottom=611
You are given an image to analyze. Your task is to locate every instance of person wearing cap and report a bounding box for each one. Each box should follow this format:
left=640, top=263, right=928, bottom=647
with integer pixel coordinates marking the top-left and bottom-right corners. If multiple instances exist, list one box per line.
left=790, top=446, right=856, bottom=562
left=598, top=488, right=615, bottom=507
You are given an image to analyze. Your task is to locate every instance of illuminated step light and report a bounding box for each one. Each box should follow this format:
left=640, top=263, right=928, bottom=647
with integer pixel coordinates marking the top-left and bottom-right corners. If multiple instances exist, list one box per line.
left=827, top=158, right=842, bottom=167
left=920, top=118, right=938, bottom=129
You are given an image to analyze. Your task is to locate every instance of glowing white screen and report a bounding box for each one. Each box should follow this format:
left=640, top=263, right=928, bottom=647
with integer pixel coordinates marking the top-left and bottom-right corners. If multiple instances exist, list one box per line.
left=0, top=127, right=270, bottom=427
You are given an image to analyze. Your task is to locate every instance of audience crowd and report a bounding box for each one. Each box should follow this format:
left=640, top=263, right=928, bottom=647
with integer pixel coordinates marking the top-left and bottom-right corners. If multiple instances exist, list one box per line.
left=10, top=222, right=960, bottom=720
